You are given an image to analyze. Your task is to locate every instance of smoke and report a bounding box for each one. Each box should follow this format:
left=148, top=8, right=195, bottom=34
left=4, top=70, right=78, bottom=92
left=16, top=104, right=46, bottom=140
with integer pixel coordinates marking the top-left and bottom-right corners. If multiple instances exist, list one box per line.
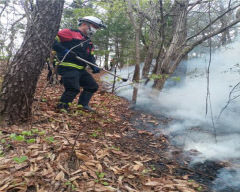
left=102, top=40, right=240, bottom=191
left=213, top=168, right=240, bottom=192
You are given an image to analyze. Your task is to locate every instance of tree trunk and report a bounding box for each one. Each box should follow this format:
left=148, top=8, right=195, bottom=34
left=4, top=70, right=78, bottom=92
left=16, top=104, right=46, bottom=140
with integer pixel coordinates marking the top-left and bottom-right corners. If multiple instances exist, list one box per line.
left=152, top=0, right=240, bottom=91
left=112, top=66, right=117, bottom=93
left=142, top=42, right=155, bottom=78
left=142, top=26, right=156, bottom=79
left=153, top=0, right=189, bottom=89
left=0, top=0, right=64, bottom=123
left=152, top=49, right=162, bottom=75
left=119, top=44, right=125, bottom=68
left=126, top=0, right=143, bottom=104
left=132, top=30, right=141, bottom=82
left=104, top=37, right=109, bottom=70
left=115, top=37, right=120, bottom=68
left=132, top=28, right=141, bottom=104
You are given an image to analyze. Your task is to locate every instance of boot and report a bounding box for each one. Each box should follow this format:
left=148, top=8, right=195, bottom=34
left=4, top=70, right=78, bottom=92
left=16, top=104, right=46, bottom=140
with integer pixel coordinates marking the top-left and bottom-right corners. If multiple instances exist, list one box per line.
left=56, top=102, right=69, bottom=112
left=78, top=91, right=94, bottom=111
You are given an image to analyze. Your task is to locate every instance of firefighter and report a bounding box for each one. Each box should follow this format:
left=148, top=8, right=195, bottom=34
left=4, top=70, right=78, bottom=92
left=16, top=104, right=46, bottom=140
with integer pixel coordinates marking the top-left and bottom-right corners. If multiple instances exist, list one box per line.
left=53, top=16, right=106, bottom=111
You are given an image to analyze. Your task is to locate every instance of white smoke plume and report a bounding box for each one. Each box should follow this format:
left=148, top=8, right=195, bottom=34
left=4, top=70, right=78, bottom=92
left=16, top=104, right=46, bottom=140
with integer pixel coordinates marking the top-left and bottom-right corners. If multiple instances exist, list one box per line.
left=103, top=40, right=240, bottom=191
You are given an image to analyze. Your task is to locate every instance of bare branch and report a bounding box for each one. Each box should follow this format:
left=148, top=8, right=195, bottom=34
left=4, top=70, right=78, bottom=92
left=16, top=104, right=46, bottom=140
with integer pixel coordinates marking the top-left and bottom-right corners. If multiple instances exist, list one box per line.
left=218, top=81, right=240, bottom=119
left=186, top=3, right=240, bottom=42
left=0, top=0, right=8, bottom=17
left=228, top=0, right=232, bottom=8
left=131, top=5, right=152, bottom=21
left=188, top=0, right=208, bottom=13
left=6, top=14, right=26, bottom=63
left=189, top=16, right=240, bottom=50
left=126, top=0, right=138, bottom=30
left=205, top=0, right=217, bottom=143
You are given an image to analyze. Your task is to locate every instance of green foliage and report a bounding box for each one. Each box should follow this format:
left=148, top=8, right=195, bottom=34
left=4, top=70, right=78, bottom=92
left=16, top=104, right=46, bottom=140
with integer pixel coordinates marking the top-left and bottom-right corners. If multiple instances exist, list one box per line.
left=41, top=98, right=47, bottom=102
left=96, top=172, right=105, bottom=179
left=64, top=181, right=76, bottom=191
left=102, top=181, right=109, bottom=186
left=10, top=133, right=17, bottom=139
left=13, top=156, right=28, bottom=164
left=90, top=128, right=102, bottom=138
left=10, top=134, right=25, bottom=142
left=15, top=135, right=25, bottom=141
left=142, top=169, right=149, bottom=174
left=150, top=165, right=156, bottom=171
left=95, top=171, right=109, bottom=185
left=171, top=76, right=181, bottom=82
left=45, top=136, right=55, bottom=143
left=91, top=132, right=98, bottom=138
left=149, top=74, right=169, bottom=80
left=26, top=139, right=36, bottom=143
left=38, top=131, right=46, bottom=136
left=60, top=109, right=68, bottom=113
left=8, top=131, right=39, bottom=144
left=21, top=131, right=32, bottom=136
left=31, top=128, right=39, bottom=134
left=109, top=146, right=120, bottom=151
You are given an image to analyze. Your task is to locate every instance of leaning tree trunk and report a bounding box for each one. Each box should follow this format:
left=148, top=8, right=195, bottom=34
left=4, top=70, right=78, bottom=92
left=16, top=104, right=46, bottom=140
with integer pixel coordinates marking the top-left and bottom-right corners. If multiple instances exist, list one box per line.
left=153, top=0, right=189, bottom=90
left=0, top=0, right=64, bottom=123
left=152, top=1, right=240, bottom=91
left=142, top=40, right=155, bottom=78
left=142, top=18, right=158, bottom=79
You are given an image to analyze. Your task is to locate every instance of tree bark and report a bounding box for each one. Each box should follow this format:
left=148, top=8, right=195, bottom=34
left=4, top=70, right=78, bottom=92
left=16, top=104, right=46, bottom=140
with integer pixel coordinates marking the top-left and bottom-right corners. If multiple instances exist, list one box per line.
left=152, top=1, right=240, bottom=90
left=153, top=0, right=189, bottom=89
left=0, top=0, right=64, bottom=123
left=142, top=11, right=158, bottom=79
left=104, top=37, right=109, bottom=70
left=126, top=0, right=143, bottom=104
left=132, top=29, right=141, bottom=82
left=132, top=28, right=141, bottom=104
left=115, top=37, right=120, bottom=68
left=142, top=23, right=157, bottom=78
left=142, top=42, right=154, bottom=78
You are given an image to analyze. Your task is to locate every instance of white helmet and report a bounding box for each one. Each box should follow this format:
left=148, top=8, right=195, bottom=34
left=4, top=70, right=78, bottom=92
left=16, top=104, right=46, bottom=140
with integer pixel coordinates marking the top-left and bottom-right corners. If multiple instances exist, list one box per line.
left=78, top=16, right=106, bottom=28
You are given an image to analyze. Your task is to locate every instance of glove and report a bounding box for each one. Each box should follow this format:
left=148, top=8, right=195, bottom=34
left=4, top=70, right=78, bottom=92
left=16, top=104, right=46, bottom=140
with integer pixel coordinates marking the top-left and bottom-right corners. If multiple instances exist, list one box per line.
left=63, top=49, right=77, bottom=58
left=91, top=65, right=101, bottom=73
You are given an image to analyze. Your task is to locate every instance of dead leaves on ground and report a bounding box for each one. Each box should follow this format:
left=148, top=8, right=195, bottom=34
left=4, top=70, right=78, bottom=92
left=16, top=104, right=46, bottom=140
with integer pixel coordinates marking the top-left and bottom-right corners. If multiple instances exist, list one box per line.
left=0, top=71, right=203, bottom=191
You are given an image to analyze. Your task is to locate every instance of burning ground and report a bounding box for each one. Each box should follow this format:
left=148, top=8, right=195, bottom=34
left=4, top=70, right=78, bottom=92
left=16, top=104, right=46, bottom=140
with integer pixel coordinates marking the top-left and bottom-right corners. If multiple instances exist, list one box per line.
left=0, top=70, right=209, bottom=191
left=104, top=40, right=240, bottom=192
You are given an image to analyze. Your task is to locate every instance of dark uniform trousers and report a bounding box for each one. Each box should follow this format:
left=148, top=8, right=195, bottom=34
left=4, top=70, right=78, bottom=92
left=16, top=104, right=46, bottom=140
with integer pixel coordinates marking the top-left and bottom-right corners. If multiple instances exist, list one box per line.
left=58, top=68, right=99, bottom=105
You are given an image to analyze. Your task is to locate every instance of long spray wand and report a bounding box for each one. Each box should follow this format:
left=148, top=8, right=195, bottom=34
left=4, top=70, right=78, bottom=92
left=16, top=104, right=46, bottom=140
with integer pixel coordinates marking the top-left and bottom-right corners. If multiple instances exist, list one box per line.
left=75, top=56, right=128, bottom=82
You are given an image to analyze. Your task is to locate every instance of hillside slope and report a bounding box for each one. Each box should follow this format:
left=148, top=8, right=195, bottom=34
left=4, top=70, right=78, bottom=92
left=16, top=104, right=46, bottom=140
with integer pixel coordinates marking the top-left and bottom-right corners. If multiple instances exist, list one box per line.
left=0, top=70, right=204, bottom=192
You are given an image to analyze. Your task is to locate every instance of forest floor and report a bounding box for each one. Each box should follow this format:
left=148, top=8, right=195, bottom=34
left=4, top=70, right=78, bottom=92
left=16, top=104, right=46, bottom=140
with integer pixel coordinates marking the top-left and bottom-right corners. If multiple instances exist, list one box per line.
left=0, top=70, right=210, bottom=192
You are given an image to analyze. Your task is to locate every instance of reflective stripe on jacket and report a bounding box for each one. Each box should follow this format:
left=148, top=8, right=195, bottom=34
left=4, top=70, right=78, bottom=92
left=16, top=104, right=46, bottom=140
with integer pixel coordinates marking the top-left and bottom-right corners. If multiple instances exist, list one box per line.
left=57, top=62, right=85, bottom=70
